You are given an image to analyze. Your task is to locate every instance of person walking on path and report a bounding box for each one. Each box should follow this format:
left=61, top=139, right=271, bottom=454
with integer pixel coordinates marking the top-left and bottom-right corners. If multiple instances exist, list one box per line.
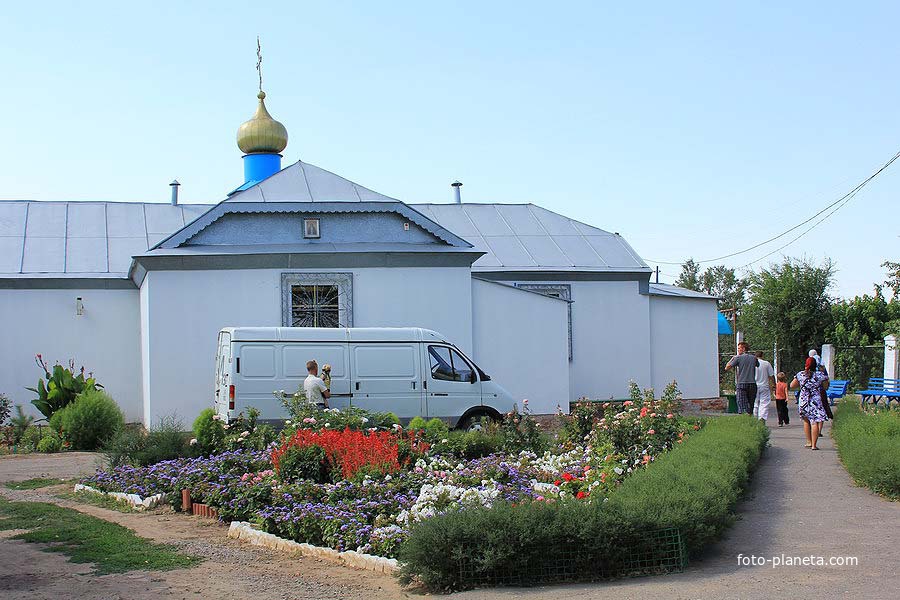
left=725, top=342, right=759, bottom=414
left=774, top=372, right=790, bottom=426
left=791, top=357, right=829, bottom=450
left=753, top=350, right=774, bottom=422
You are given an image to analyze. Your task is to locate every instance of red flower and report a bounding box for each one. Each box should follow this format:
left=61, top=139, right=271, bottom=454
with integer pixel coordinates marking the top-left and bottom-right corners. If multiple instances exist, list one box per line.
left=554, top=480, right=561, bottom=486
left=562, top=472, right=574, bottom=482
left=576, top=491, right=587, bottom=499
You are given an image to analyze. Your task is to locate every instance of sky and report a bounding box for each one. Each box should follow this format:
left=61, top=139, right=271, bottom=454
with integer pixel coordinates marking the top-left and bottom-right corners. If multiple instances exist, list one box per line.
left=1, top=1, right=897, bottom=298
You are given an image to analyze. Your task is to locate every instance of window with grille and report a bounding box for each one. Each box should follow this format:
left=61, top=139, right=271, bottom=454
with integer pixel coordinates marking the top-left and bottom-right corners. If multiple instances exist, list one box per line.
left=281, top=273, right=353, bottom=328
left=290, top=284, right=340, bottom=327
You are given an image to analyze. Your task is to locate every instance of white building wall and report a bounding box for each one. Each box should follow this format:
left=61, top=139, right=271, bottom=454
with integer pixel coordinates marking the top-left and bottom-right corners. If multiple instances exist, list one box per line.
left=471, top=279, right=569, bottom=416
left=649, top=295, right=719, bottom=399
left=140, top=267, right=473, bottom=424
left=566, top=280, right=653, bottom=400
left=0, top=288, right=143, bottom=421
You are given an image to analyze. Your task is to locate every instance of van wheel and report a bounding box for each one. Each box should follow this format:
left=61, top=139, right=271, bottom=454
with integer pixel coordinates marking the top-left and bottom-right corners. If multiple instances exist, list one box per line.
left=458, top=410, right=498, bottom=432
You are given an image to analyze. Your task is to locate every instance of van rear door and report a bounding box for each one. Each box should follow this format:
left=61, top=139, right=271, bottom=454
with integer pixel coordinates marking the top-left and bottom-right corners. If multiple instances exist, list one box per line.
left=215, top=331, right=232, bottom=418
left=350, top=343, right=424, bottom=418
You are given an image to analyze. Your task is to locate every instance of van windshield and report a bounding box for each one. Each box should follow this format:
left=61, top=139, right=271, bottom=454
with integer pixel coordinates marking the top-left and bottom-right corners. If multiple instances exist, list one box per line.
left=451, top=345, right=491, bottom=381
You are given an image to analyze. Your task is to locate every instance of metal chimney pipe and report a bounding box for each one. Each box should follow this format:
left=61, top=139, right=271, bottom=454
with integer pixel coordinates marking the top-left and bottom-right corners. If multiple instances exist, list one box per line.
left=169, top=180, right=180, bottom=205
left=451, top=180, right=462, bottom=204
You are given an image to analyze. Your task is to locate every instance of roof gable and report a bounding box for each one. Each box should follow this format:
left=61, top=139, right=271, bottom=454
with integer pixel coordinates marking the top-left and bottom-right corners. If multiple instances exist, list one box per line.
left=227, top=160, right=398, bottom=203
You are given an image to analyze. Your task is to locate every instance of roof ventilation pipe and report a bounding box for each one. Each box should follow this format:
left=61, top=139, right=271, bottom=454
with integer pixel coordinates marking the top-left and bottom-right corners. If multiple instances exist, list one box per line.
left=169, top=180, right=180, bottom=205
left=451, top=180, right=462, bottom=204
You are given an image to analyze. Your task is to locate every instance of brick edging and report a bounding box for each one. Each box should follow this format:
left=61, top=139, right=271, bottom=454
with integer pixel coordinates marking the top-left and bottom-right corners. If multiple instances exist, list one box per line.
left=226, top=521, right=399, bottom=575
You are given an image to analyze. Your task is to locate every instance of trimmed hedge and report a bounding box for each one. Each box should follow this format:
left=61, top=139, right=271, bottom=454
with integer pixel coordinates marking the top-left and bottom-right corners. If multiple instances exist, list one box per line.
left=398, top=416, right=769, bottom=591
left=832, top=401, right=900, bottom=499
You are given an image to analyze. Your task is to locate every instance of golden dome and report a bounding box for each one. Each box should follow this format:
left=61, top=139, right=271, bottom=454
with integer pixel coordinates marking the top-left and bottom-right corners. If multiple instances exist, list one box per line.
left=236, top=91, right=288, bottom=154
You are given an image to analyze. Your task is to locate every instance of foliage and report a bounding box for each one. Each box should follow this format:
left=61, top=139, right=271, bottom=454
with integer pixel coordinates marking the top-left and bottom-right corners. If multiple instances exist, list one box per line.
left=424, top=418, right=449, bottom=441
left=0, top=498, right=199, bottom=573
left=398, top=417, right=768, bottom=591
left=5, top=478, right=67, bottom=490
left=49, top=389, right=123, bottom=451
left=104, top=416, right=194, bottom=468
left=827, top=288, right=900, bottom=388
left=275, top=444, right=329, bottom=484
left=19, top=425, right=49, bottom=451
left=26, top=355, right=102, bottom=419
left=219, top=407, right=277, bottom=452
left=742, top=257, right=834, bottom=376
left=407, top=416, right=427, bottom=431
left=493, top=402, right=547, bottom=453
left=883, top=260, right=900, bottom=298
left=431, top=429, right=505, bottom=459
left=274, top=392, right=401, bottom=433
left=192, top=408, right=226, bottom=454
left=675, top=260, right=749, bottom=311
left=9, top=406, right=35, bottom=446
left=37, top=432, right=63, bottom=453
left=0, top=393, right=10, bottom=426
left=832, top=401, right=900, bottom=499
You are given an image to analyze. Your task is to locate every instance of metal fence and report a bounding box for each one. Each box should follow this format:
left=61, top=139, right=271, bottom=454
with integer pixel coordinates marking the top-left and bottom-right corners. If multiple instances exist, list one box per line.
left=833, top=345, right=883, bottom=392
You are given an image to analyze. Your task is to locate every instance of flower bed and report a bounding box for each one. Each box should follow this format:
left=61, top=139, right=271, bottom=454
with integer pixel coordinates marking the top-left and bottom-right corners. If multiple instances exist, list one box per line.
left=82, top=383, right=700, bottom=563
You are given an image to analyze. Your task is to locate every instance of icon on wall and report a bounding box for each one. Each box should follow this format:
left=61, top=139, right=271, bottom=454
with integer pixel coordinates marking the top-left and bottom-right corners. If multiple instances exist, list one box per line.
left=303, top=218, right=321, bottom=239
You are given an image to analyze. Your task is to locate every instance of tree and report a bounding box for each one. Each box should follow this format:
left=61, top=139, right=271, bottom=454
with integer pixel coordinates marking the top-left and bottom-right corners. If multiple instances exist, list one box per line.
left=741, top=257, right=834, bottom=376
left=828, top=287, right=900, bottom=388
left=675, top=259, right=701, bottom=291
left=883, top=260, right=900, bottom=298
left=700, top=265, right=749, bottom=312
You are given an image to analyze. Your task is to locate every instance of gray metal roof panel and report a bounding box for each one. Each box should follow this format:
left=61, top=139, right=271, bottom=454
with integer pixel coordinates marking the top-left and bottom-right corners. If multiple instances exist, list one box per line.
left=66, top=237, right=108, bottom=272
left=0, top=236, right=23, bottom=272
left=22, top=236, right=65, bottom=272
left=66, top=203, right=106, bottom=238
left=648, top=283, right=719, bottom=299
left=0, top=202, right=27, bottom=236
left=25, top=202, right=66, bottom=238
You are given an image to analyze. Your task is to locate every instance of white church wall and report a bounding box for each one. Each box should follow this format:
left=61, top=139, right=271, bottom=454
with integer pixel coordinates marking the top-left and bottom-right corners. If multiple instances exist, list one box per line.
left=0, top=288, right=142, bottom=421
left=471, top=279, right=569, bottom=416
left=140, top=266, right=473, bottom=424
left=648, top=295, right=719, bottom=399
left=568, top=280, right=652, bottom=400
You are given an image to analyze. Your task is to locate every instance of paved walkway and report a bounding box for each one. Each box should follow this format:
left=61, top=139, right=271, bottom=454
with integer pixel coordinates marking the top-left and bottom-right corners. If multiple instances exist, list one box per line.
left=461, top=405, right=900, bottom=599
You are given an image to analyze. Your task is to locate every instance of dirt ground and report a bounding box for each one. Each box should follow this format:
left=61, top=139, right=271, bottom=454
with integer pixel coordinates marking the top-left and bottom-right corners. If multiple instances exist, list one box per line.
left=1, top=403, right=898, bottom=599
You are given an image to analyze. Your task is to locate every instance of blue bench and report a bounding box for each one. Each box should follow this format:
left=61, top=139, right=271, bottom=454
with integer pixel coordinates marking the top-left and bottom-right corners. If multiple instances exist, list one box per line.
left=825, top=379, right=850, bottom=406
left=857, top=378, right=900, bottom=407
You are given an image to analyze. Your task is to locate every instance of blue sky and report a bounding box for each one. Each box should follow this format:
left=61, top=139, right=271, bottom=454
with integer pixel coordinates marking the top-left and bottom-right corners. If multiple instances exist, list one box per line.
left=1, top=1, right=897, bottom=298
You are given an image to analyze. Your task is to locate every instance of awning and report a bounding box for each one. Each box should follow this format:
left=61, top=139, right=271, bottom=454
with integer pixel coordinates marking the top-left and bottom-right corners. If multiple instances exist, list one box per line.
left=718, top=312, right=733, bottom=335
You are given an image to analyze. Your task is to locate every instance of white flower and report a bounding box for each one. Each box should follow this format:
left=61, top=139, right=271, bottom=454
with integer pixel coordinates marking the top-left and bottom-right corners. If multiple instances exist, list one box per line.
left=522, top=399, right=529, bottom=405
left=222, top=423, right=230, bottom=430
left=189, top=438, right=197, bottom=446
left=384, top=474, right=392, bottom=481
left=284, top=420, right=292, bottom=425
left=392, top=424, right=402, bottom=430
left=614, top=467, right=624, bottom=475
left=361, top=417, right=369, bottom=424
left=240, top=430, right=249, bottom=438
left=212, top=414, right=221, bottom=421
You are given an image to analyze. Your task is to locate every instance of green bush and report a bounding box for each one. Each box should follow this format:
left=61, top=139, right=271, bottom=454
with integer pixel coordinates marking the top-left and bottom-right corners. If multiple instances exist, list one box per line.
left=0, top=393, right=10, bottom=426
left=424, top=418, right=449, bottom=441
left=431, top=429, right=504, bottom=459
left=192, top=408, right=225, bottom=454
left=407, top=416, right=427, bottom=431
left=50, top=390, right=124, bottom=451
left=399, top=416, right=769, bottom=591
left=103, top=416, right=193, bottom=468
left=833, top=401, right=900, bottom=499
left=9, top=407, right=35, bottom=446
left=19, top=426, right=46, bottom=452
left=276, top=444, right=329, bottom=483
left=37, top=433, right=62, bottom=453
left=102, top=425, right=147, bottom=468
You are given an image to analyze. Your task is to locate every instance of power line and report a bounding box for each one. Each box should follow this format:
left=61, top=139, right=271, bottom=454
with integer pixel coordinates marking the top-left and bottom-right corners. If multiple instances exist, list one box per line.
left=645, top=149, right=900, bottom=266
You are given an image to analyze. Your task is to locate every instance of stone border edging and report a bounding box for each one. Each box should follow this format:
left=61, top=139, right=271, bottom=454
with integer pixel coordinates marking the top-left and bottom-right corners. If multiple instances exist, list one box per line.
left=227, top=521, right=399, bottom=575
left=73, top=484, right=164, bottom=510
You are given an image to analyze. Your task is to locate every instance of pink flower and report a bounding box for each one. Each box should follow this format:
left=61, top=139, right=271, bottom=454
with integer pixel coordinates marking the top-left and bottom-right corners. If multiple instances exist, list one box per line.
left=647, top=429, right=655, bottom=435
left=623, top=401, right=633, bottom=406
left=536, top=495, right=545, bottom=502
left=666, top=413, right=674, bottom=419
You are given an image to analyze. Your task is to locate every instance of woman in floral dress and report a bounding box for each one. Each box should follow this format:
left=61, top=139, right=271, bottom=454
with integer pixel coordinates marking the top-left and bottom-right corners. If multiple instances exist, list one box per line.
left=791, top=357, right=829, bottom=450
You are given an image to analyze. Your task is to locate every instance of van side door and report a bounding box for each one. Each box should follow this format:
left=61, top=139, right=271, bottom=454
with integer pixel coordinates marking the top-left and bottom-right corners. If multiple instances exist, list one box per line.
left=424, top=344, right=482, bottom=422
left=350, top=343, right=424, bottom=418
left=282, top=343, right=351, bottom=411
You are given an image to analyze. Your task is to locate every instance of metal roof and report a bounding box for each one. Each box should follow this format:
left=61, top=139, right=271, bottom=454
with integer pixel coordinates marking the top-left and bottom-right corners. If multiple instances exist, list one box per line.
left=648, top=283, right=719, bottom=300
left=411, top=203, right=648, bottom=272
left=0, top=162, right=650, bottom=279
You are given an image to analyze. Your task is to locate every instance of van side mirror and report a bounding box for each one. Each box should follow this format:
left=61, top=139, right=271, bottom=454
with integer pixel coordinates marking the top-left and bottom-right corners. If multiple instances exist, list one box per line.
left=469, top=372, right=477, bottom=384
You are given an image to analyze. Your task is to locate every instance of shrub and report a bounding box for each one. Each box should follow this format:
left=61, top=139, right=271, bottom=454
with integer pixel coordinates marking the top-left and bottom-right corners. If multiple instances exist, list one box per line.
left=50, top=389, right=123, bottom=451
left=424, top=418, right=449, bottom=441
left=399, top=416, right=769, bottom=591
left=9, top=406, right=34, bottom=446
left=192, top=408, right=225, bottom=454
left=103, top=425, right=147, bottom=468
left=27, top=355, right=102, bottom=419
left=432, top=429, right=504, bottom=459
left=833, top=401, right=900, bottom=499
left=274, top=444, right=329, bottom=483
left=408, top=416, right=427, bottom=431
left=20, top=426, right=47, bottom=452
left=104, top=416, right=193, bottom=468
left=37, top=432, right=62, bottom=453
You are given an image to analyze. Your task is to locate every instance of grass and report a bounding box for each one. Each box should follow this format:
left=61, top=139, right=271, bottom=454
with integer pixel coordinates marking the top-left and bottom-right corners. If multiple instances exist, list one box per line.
left=56, top=490, right=139, bottom=513
left=832, top=400, right=900, bottom=500
left=5, top=477, right=68, bottom=490
left=0, top=497, right=200, bottom=573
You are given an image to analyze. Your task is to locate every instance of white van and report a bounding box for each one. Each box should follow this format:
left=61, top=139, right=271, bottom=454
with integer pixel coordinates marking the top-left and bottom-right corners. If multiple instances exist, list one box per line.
left=214, top=327, right=516, bottom=428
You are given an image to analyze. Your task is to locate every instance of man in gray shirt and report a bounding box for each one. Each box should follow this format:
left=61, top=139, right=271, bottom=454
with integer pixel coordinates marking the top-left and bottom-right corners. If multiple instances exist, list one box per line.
left=725, top=341, right=759, bottom=414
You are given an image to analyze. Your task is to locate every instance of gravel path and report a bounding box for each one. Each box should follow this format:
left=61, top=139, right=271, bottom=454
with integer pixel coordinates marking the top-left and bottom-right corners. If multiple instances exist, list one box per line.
left=1, top=405, right=897, bottom=599
left=0, top=452, right=103, bottom=481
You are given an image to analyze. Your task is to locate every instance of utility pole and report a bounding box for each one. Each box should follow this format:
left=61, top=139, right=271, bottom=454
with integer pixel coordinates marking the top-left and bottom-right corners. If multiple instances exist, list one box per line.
left=655, top=266, right=660, bottom=284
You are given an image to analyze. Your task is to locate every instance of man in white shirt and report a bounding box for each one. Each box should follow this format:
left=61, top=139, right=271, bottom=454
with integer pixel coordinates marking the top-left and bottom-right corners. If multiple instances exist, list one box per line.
left=303, top=360, right=330, bottom=408
left=753, top=351, right=774, bottom=422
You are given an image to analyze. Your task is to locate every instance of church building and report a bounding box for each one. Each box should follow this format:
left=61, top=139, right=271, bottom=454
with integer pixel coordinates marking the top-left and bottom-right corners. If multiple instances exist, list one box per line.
left=0, top=89, right=719, bottom=424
